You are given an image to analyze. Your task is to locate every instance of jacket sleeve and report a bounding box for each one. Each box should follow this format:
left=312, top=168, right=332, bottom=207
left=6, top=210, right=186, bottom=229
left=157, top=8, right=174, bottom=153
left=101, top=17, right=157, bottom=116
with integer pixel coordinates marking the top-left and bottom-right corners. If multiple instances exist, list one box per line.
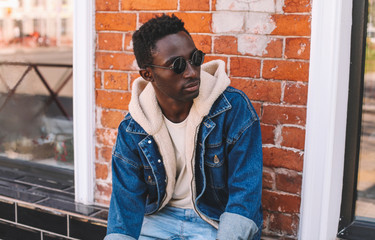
left=217, top=112, right=263, bottom=240
left=105, top=124, right=147, bottom=239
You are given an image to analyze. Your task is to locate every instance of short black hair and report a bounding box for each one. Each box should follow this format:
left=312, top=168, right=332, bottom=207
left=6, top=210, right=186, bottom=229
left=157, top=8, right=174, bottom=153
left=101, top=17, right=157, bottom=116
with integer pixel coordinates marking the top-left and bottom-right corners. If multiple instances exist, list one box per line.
left=132, top=14, right=190, bottom=69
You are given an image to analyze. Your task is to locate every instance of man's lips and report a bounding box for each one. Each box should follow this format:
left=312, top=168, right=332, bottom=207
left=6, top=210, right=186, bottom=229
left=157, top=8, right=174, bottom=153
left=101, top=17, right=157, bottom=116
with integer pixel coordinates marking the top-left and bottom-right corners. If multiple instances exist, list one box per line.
left=184, top=80, right=200, bottom=91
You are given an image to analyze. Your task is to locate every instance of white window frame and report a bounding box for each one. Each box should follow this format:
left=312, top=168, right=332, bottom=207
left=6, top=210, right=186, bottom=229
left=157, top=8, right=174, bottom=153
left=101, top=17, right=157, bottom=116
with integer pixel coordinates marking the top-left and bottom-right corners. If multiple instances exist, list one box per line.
left=299, top=0, right=353, bottom=239
left=73, top=0, right=95, bottom=204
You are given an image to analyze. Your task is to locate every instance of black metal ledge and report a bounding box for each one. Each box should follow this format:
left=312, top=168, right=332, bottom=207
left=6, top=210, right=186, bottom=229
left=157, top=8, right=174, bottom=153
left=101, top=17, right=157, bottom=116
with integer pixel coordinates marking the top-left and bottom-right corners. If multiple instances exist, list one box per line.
left=338, top=220, right=375, bottom=240
left=0, top=157, right=108, bottom=240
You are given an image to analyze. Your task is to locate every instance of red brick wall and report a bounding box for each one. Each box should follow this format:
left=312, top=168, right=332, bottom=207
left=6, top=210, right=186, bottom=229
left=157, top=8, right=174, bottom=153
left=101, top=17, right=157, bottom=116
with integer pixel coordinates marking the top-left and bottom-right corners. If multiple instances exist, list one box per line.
left=94, top=0, right=311, bottom=238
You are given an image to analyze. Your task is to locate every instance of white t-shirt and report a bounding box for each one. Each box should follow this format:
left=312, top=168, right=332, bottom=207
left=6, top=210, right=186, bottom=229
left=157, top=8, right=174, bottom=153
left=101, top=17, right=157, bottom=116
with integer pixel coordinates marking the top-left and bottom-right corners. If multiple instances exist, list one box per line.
left=163, top=115, right=193, bottom=209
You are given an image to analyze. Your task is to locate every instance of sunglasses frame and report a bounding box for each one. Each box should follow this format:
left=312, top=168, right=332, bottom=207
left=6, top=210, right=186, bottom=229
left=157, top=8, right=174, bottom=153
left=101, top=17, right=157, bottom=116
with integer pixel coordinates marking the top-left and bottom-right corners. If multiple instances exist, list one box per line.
left=145, top=49, right=205, bottom=74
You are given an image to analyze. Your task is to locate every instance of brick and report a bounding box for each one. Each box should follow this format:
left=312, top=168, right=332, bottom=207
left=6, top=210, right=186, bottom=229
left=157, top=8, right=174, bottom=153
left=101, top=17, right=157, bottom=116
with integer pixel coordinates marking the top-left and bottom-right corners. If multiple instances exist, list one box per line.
left=263, top=210, right=270, bottom=229
left=213, top=36, right=237, bottom=55
left=96, top=90, right=131, bottom=110
left=276, top=0, right=285, bottom=13
left=238, top=35, right=264, bottom=56
left=96, top=147, right=110, bottom=163
left=238, top=36, right=282, bottom=58
left=95, top=71, right=102, bottom=89
left=204, top=55, right=228, bottom=66
left=264, top=38, right=283, bottom=58
left=121, top=0, right=177, bottom=10
left=283, top=82, right=308, bottom=105
left=215, top=0, right=249, bottom=11
left=212, top=0, right=217, bottom=11
left=191, top=34, right=212, bottom=54
left=100, top=146, right=113, bottom=163
left=95, top=182, right=112, bottom=199
left=251, top=101, right=262, bottom=117
left=275, top=169, right=302, bottom=194
left=262, top=105, right=306, bottom=125
left=262, top=190, right=301, bottom=213
left=96, top=128, right=117, bottom=146
left=215, top=0, right=275, bottom=12
left=261, top=124, right=275, bottom=145
left=175, top=13, right=212, bottom=33
left=101, top=109, right=125, bottom=129
left=281, top=126, right=305, bottom=150
left=285, top=38, right=310, bottom=60
left=269, top=212, right=299, bottom=236
left=283, top=0, right=312, bottom=13
left=272, top=15, right=311, bottom=36
left=130, top=73, right=141, bottom=90
left=95, top=147, right=99, bottom=161
left=263, top=60, right=309, bottom=82
left=95, top=163, right=109, bottom=180
left=96, top=13, right=137, bottom=31
left=180, top=0, right=209, bottom=11
left=96, top=0, right=118, bottom=11
left=263, top=147, right=303, bottom=171
left=230, top=78, right=282, bottom=103
left=104, top=72, right=128, bottom=90
left=97, top=33, right=122, bottom=51
left=212, top=12, right=245, bottom=33
left=96, top=52, right=137, bottom=71
left=230, top=57, right=261, bottom=78
left=263, top=168, right=275, bottom=190
left=124, top=32, right=133, bottom=52
left=139, top=13, right=163, bottom=25
left=248, top=0, right=275, bottom=12
left=245, top=13, right=276, bottom=35
left=95, top=198, right=110, bottom=206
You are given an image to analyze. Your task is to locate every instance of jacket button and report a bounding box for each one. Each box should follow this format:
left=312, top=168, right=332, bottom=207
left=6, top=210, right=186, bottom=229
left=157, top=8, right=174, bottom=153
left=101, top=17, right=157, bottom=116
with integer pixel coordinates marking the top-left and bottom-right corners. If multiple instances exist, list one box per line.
left=148, top=140, right=152, bottom=144
left=214, top=155, right=220, bottom=164
left=158, top=159, right=161, bottom=163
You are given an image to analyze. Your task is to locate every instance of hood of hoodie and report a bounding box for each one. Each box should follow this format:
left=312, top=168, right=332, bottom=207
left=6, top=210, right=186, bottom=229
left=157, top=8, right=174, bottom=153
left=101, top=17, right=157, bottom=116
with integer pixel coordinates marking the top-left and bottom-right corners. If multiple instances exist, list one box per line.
left=129, top=59, right=230, bottom=134
left=128, top=59, right=230, bottom=211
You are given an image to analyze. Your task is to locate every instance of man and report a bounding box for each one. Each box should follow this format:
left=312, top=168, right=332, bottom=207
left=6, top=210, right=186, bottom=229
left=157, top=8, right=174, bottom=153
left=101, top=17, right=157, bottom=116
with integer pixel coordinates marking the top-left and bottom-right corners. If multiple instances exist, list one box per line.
left=105, top=15, right=263, bottom=240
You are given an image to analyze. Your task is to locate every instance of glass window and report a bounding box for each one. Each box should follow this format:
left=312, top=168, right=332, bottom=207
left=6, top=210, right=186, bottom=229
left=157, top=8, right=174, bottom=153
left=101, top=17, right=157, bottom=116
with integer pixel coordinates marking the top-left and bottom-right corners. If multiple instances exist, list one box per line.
left=61, top=18, right=67, bottom=36
left=339, top=0, right=375, bottom=238
left=355, top=0, right=375, bottom=221
left=0, top=0, right=73, bottom=171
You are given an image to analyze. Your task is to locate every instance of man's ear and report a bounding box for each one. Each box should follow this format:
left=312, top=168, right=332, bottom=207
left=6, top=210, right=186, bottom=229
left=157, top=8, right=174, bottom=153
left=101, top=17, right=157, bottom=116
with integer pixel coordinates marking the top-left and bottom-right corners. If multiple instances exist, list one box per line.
left=139, top=68, right=153, bottom=82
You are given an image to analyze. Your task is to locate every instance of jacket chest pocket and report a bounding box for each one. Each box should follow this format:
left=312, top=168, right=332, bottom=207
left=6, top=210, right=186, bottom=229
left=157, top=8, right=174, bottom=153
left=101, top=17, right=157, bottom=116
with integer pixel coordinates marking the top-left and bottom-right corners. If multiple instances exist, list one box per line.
left=204, top=145, right=227, bottom=189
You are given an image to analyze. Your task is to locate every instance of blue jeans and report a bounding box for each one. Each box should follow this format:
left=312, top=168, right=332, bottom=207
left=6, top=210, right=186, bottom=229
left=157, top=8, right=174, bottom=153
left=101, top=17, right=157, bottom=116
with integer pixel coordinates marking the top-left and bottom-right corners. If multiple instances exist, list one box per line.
left=139, top=206, right=217, bottom=240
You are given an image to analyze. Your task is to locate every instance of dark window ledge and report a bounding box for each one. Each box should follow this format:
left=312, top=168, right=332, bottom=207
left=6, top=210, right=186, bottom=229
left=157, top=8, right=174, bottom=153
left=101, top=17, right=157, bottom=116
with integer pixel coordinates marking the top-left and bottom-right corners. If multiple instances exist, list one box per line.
left=338, top=219, right=375, bottom=240
left=0, top=156, right=108, bottom=225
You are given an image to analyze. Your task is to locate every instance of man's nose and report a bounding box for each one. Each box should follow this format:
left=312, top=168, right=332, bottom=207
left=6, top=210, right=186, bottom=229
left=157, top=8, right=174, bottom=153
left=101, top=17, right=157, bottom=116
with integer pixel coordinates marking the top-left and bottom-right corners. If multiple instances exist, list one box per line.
left=183, top=61, right=198, bottom=78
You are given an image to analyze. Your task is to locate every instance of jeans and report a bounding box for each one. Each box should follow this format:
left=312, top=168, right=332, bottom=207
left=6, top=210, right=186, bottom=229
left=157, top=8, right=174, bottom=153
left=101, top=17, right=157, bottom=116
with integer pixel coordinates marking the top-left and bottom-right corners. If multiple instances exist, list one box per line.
left=139, top=206, right=217, bottom=240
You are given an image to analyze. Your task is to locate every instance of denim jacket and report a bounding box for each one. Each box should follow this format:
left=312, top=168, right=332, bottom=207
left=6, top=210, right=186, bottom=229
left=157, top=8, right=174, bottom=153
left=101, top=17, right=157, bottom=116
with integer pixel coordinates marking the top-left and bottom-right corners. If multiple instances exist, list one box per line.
left=105, top=60, right=263, bottom=240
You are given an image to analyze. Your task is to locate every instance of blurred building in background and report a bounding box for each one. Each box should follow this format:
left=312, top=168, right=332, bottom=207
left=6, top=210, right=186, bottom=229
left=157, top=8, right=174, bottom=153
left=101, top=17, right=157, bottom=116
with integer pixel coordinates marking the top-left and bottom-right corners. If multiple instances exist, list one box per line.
left=0, top=0, right=73, bottom=48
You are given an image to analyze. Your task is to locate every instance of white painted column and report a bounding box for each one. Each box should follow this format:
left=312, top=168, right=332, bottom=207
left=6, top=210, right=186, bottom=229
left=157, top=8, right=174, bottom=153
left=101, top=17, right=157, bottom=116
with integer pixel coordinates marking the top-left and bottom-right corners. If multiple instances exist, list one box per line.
left=299, top=0, right=353, bottom=239
left=73, top=0, right=95, bottom=204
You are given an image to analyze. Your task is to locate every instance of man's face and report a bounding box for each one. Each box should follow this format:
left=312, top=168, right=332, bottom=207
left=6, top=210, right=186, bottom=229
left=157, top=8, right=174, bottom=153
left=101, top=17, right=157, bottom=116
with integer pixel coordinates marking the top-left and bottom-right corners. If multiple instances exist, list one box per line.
left=148, top=31, right=201, bottom=106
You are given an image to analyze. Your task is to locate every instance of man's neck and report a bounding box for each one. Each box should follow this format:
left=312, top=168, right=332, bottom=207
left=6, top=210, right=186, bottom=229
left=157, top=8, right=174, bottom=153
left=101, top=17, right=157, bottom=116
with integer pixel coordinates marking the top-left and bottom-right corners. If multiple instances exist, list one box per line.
left=159, top=100, right=193, bottom=123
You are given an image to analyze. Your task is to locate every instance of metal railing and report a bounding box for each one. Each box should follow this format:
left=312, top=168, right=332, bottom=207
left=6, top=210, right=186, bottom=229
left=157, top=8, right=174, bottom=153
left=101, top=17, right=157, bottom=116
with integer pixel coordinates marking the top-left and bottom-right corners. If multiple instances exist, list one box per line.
left=0, top=62, right=73, bottom=120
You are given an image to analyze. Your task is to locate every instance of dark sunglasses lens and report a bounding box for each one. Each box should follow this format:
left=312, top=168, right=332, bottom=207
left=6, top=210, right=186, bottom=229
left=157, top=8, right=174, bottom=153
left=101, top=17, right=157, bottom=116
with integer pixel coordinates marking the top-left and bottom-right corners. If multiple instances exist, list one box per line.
left=172, top=57, right=186, bottom=74
left=192, top=50, right=204, bottom=66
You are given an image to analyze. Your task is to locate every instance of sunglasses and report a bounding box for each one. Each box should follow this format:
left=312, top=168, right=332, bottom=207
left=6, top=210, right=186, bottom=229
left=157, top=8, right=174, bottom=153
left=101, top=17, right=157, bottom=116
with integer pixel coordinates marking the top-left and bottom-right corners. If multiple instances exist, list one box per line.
left=146, top=49, right=205, bottom=74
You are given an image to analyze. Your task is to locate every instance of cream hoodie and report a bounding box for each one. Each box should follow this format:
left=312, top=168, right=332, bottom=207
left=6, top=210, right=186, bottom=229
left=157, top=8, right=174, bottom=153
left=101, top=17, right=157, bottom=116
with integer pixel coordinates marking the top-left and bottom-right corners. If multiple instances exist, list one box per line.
left=128, top=60, right=230, bottom=226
